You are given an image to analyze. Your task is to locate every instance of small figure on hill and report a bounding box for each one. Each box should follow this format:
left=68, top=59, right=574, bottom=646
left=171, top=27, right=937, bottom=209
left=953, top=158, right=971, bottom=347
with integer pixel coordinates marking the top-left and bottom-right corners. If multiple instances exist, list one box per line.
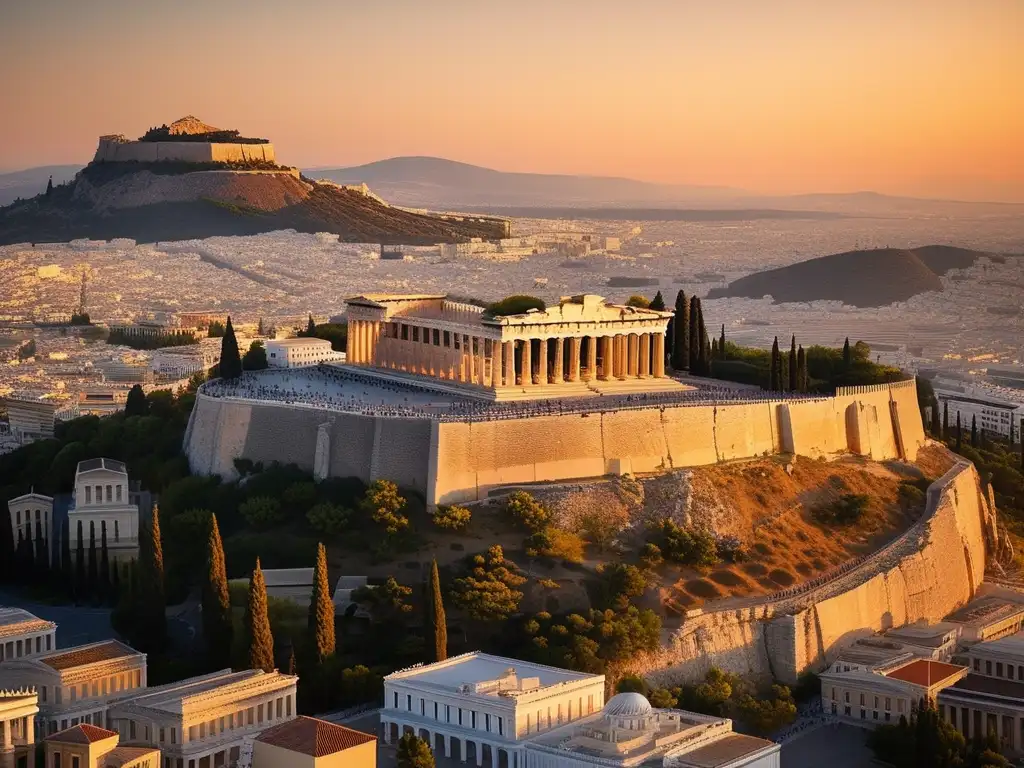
left=45, top=175, right=53, bottom=198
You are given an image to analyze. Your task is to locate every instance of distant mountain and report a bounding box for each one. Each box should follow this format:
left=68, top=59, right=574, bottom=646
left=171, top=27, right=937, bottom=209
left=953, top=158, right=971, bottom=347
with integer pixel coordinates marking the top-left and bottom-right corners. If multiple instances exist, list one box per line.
left=308, top=156, right=741, bottom=208
left=707, top=246, right=993, bottom=308
left=0, top=165, right=83, bottom=206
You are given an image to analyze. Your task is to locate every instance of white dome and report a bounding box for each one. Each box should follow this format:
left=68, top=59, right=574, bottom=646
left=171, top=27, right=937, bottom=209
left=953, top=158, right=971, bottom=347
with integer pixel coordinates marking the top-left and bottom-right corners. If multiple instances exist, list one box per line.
left=603, top=692, right=653, bottom=718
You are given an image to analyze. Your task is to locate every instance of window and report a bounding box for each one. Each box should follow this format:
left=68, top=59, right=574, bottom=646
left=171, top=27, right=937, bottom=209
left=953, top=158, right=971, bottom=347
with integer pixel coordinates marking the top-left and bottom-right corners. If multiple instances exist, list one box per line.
left=472, top=712, right=477, bottom=729
left=114, top=521, right=119, bottom=542
left=844, top=692, right=850, bottom=703
left=276, top=698, right=282, bottom=719
left=885, top=713, right=891, bottom=722
left=130, top=721, right=137, bottom=739
left=106, top=486, right=112, bottom=502
left=407, top=695, right=412, bottom=711
left=393, top=692, right=398, bottom=708
left=898, top=700, right=904, bottom=713
left=257, top=704, right=264, bottom=723
left=458, top=709, right=463, bottom=726
left=86, top=487, right=92, bottom=504
left=974, top=659, right=981, bottom=671
left=485, top=714, right=491, bottom=732
left=998, top=663, right=1004, bottom=677
left=159, top=729, right=165, bottom=743
left=247, top=708, right=254, bottom=725
left=844, top=706, right=850, bottom=716
left=286, top=696, right=292, bottom=717
left=873, top=711, right=878, bottom=720
left=873, top=696, right=879, bottom=708
left=71, top=758, right=79, bottom=768
left=53, top=754, right=61, bottom=768
left=200, top=723, right=206, bottom=738
left=987, top=661, right=992, bottom=675
left=859, top=693, right=865, bottom=706
left=116, top=486, right=122, bottom=502
left=434, top=702, right=438, bottom=720
left=1011, top=666, right=1016, bottom=680
left=885, top=698, right=891, bottom=711
left=498, top=718, right=503, bottom=736
left=860, top=709, right=866, bottom=720
left=420, top=699, right=425, bottom=716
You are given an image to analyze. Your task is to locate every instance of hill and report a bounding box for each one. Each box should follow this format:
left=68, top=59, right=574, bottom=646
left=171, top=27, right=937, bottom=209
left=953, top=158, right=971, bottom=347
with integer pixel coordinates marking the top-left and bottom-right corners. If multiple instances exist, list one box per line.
left=0, top=164, right=83, bottom=206
left=0, top=165, right=508, bottom=246
left=706, top=246, right=992, bottom=307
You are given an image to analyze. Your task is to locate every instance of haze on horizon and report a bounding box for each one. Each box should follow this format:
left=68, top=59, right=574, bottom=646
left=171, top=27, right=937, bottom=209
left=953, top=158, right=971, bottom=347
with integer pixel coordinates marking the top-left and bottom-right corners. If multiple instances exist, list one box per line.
left=1, top=0, right=1021, bottom=202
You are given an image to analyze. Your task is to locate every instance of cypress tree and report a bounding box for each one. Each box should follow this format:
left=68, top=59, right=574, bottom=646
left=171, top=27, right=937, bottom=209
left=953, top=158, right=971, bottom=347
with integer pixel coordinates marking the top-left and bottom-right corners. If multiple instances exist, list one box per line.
left=719, top=324, right=726, bottom=360
left=34, top=520, right=47, bottom=578
left=219, top=316, right=242, bottom=380
left=769, top=337, right=781, bottom=392
left=60, top=518, right=72, bottom=598
left=1020, top=417, right=1024, bottom=473
left=0, top=504, right=14, bottom=584
left=306, top=314, right=316, bottom=335
left=672, top=291, right=689, bottom=370
left=75, top=520, right=85, bottom=600
left=203, top=514, right=233, bottom=669
left=930, top=403, right=940, bottom=437
left=980, top=428, right=989, bottom=451
left=110, top=559, right=121, bottom=603
left=649, top=291, right=666, bottom=311
left=711, top=338, right=718, bottom=359
left=688, top=296, right=700, bottom=372
left=788, top=335, right=798, bottom=391
left=842, top=337, right=852, bottom=368
left=87, top=521, right=98, bottom=601
left=124, top=385, right=148, bottom=417
left=137, top=506, right=167, bottom=651
left=428, top=559, right=448, bottom=662
left=956, top=412, right=962, bottom=452
left=45, top=176, right=53, bottom=197
left=257, top=317, right=265, bottom=336
left=796, top=346, right=807, bottom=393
left=17, top=530, right=33, bottom=583
left=99, top=522, right=110, bottom=604
left=308, top=542, right=336, bottom=662
left=971, top=415, right=978, bottom=447
left=246, top=558, right=276, bottom=673
left=942, top=402, right=949, bottom=440
left=287, top=646, right=297, bottom=675
left=702, top=332, right=711, bottom=374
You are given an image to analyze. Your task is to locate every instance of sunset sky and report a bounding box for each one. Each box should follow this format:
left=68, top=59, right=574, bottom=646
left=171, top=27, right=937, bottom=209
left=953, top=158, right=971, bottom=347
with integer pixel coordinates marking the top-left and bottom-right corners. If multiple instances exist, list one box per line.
left=1, top=0, right=1021, bottom=200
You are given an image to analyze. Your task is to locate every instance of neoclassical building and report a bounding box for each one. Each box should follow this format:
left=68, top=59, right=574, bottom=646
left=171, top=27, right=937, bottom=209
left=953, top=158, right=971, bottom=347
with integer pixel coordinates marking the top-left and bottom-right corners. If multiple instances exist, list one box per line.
left=68, top=459, right=141, bottom=564
left=44, top=723, right=159, bottom=768
left=0, top=609, right=56, bottom=663
left=6, top=493, right=54, bottom=565
left=344, top=294, right=686, bottom=399
left=1, top=688, right=38, bottom=768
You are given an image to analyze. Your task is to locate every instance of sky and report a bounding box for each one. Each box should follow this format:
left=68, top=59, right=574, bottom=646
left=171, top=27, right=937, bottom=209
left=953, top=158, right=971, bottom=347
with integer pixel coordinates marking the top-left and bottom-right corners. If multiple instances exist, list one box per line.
left=1, top=0, right=1022, bottom=201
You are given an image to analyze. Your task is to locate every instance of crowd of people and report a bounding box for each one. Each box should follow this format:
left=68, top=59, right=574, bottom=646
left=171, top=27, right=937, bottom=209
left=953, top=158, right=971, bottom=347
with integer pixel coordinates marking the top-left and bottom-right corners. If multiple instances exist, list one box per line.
left=201, top=364, right=828, bottom=422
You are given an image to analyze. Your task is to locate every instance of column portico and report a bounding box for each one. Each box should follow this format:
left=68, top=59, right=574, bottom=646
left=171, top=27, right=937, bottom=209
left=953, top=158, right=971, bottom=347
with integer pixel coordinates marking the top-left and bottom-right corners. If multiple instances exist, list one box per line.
left=599, top=336, right=613, bottom=380
left=569, top=337, right=581, bottom=382
left=537, top=338, right=549, bottom=385
left=552, top=338, right=565, bottom=383
left=627, top=334, right=638, bottom=377
left=639, top=334, right=651, bottom=377
left=503, top=341, right=515, bottom=387
left=585, top=337, right=597, bottom=380
left=653, top=334, right=666, bottom=377
left=521, top=340, right=532, bottom=386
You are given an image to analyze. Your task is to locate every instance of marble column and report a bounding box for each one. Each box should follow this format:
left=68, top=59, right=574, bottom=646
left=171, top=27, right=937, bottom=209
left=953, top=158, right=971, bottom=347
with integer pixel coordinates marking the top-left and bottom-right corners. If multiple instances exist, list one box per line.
left=569, top=337, right=581, bottom=382
left=489, top=340, right=501, bottom=388
left=616, top=336, right=627, bottom=380
left=466, top=336, right=476, bottom=382
left=347, top=320, right=359, bottom=363
left=362, top=322, right=371, bottom=365
left=477, top=338, right=487, bottom=386
left=503, top=341, right=515, bottom=387
left=627, top=334, right=638, bottom=377
left=585, top=337, right=597, bottom=380
left=639, top=334, right=651, bottom=377
left=653, top=334, right=666, bottom=377
left=553, top=338, right=565, bottom=383
left=521, top=339, right=532, bottom=386
left=599, top=336, right=613, bottom=380
left=537, top=339, right=549, bottom=385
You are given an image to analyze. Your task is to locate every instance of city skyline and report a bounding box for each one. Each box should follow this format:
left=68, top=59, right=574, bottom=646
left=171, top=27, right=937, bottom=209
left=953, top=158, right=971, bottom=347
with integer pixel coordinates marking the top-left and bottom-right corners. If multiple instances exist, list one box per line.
left=1, top=0, right=1022, bottom=201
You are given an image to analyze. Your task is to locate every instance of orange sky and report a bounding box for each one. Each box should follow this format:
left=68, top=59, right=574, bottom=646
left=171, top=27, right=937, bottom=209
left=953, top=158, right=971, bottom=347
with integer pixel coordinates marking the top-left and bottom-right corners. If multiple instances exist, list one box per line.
left=2, top=0, right=1022, bottom=200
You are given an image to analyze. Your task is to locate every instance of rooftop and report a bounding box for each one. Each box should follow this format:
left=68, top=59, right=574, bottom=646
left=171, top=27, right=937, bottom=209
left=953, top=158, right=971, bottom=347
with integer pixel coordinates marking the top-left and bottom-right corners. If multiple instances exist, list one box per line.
left=0, top=607, right=56, bottom=640
left=104, top=746, right=161, bottom=767
left=41, top=640, right=140, bottom=671
left=47, top=724, right=118, bottom=745
left=946, top=597, right=1024, bottom=628
left=76, top=458, right=127, bottom=475
left=942, top=674, right=1024, bottom=702
left=115, top=668, right=294, bottom=716
left=260, top=568, right=314, bottom=587
left=964, top=631, right=1024, bottom=660
left=268, top=338, right=334, bottom=348
left=884, top=659, right=967, bottom=688
left=255, top=716, right=375, bottom=757
left=883, top=622, right=961, bottom=647
left=385, top=651, right=599, bottom=695
left=672, top=733, right=778, bottom=768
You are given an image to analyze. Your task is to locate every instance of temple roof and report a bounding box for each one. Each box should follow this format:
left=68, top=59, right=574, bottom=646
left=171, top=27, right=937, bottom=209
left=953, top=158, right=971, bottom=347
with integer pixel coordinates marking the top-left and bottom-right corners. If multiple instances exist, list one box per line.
left=256, top=716, right=375, bottom=757
left=47, top=724, right=117, bottom=745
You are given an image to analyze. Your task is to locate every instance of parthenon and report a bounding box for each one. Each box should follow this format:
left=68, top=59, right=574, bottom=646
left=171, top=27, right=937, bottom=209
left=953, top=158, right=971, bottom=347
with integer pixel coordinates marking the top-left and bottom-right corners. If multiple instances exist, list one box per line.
left=343, top=294, right=690, bottom=399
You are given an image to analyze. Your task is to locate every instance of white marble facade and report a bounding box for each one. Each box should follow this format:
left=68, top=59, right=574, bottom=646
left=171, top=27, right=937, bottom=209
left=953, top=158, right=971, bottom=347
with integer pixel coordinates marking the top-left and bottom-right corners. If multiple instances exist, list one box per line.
left=68, top=459, right=140, bottom=563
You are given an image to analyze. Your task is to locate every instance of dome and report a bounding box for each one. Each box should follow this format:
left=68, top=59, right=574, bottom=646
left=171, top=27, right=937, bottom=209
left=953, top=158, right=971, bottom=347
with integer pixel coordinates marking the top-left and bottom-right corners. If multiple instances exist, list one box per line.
left=603, top=692, right=654, bottom=718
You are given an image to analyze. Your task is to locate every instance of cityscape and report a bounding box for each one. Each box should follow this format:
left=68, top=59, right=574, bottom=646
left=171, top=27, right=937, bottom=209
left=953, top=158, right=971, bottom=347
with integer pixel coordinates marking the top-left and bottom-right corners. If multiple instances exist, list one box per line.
left=2, top=3, right=1023, bottom=768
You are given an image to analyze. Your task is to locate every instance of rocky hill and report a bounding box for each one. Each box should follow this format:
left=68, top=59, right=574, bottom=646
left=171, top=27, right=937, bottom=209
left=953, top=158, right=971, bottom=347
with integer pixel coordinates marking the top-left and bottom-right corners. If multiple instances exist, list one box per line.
left=707, top=245, right=992, bottom=307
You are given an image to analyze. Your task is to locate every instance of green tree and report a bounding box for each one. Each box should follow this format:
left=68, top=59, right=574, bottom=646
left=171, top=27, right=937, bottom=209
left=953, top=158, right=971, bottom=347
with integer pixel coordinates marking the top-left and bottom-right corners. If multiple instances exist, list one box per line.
left=485, top=295, right=546, bottom=317
left=396, top=733, right=435, bottom=768
left=842, top=337, right=852, bottom=367
left=626, top=295, right=651, bottom=308
left=649, top=291, right=666, bottom=311
left=207, top=320, right=226, bottom=338
left=595, top=563, right=647, bottom=609
left=505, top=491, right=550, bottom=532
left=136, top=507, right=167, bottom=651
left=202, top=514, right=233, bottom=669
left=788, top=335, right=798, bottom=391
left=769, top=337, right=782, bottom=391
left=450, top=545, right=527, bottom=621
left=0, top=504, right=14, bottom=584
left=99, top=522, right=110, bottom=604
left=616, top=675, right=646, bottom=694
left=60, top=518, right=72, bottom=597
left=428, top=559, right=448, bottom=662
left=309, top=543, right=336, bottom=662
left=688, top=295, right=701, bottom=371
left=75, top=520, right=85, bottom=598
left=943, top=401, right=949, bottom=439
left=360, top=480, right=409, bottom=535
left=796, top=345, right=807, bottom=392
left=719, top=325, right=726, bottom=360
left=971, top=415, right=978, bottom=447
left=671, top=290, right=689, bottom=370
left=242, top=341, right=268, bottom=371
left=240, top=496, right=284, bottom=528
left=219, top=316, right=242, bottom=380
left=124, top=385, right=148, bottom=417
left=430, top=504, right=471, bottom=532
left=306, top=314, right=316, bottom=335
left=956, top=412, right=963, bottom=452
left=87, top=522, right=98, bottom=601
left=306, top=502, right=349, bottom=536
left=256, top=318, right=265, bottom=336
left=245, top=558, right=276, bottom=672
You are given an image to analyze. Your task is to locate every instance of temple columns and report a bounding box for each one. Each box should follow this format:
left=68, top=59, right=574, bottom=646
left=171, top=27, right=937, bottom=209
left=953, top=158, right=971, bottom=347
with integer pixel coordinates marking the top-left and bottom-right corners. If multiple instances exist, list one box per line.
left=552, top=338, right=565, bottom=383
left=569, top=337, right=581, bottom=382
left=616, top=335, right=627, bottom=380
left=639, top=334, right=651, bottom=377
left=477, top=337, right=487, bottom=386
left=537, top=338, right=549, bottom=385
left=627, top=334, right=638, bottom=377
left=503, top=341, right=515, bottom=387
left=521, top=339, right=532, bottom=386
left=584, top=337, right=596, bottom=380
left=467, top=335, right=476, bottom=382
left=489, top=340, right=500, bottom=388
left=599, top=336, right=613, bottom=380
left=653, top=334, right=665, bottom=377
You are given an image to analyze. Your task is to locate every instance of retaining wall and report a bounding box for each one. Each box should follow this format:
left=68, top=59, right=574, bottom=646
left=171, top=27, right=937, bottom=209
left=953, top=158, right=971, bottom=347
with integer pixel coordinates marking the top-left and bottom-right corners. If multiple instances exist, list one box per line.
left=94, top=138, right=276, bottom=164
left=626, top=457, right=989, bottom=687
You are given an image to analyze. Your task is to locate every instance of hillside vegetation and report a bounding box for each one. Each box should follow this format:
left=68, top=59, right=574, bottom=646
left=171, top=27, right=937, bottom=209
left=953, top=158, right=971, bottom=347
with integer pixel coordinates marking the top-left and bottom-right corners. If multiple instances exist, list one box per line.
left=708, top=245, right=993, bottom=307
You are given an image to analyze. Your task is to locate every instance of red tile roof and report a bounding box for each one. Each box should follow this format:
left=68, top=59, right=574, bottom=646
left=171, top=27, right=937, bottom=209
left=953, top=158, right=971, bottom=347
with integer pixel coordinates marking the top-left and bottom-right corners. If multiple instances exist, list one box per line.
left=48, top=724, right=118, bottom=745
left=885, top=659, right=966, bottom=687
left=42, top=640, right=137, bottom=671
left=256, top=716, right=375, bottom=757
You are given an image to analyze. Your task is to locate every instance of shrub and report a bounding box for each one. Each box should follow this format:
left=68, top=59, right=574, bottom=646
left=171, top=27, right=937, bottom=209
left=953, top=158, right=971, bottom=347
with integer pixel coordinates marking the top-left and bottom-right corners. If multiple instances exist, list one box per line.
left=506, top=491, right=551, bottom=532
left=431, top=504, right=472, bottom=532
left=361, top=480, right=409, bottom=535
left=717, top=536, right=748, bottom=563
left=485, top=295, right=546, bottom=317
left=596, top=563, right=648, bottom=609
left=652, top=519, right=719, bottom=568
left=306, top=502, right=350, bottom=535
left=525, top=528, right=586, bottom=564
left=897, top=483, right=926, bottom=513
left=813, top=493, right=869, bottom=525
left=639, top=542, right=663, bottom=570
left=649, top=688, right=678, bottom=708
left=240, top=496, right=284, bottom=528
left=450, top=545, right=527, bottom=621
left=283, top=482, right=317, bottom=514
left=616, top=674, right=646, bottom=694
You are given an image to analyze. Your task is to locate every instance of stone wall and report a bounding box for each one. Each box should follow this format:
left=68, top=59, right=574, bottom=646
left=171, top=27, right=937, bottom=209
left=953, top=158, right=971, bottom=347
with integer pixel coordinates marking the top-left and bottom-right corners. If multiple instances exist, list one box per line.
left=94, top=138, right=276, bottom=164
left=625, top=457, right=988, bottom=687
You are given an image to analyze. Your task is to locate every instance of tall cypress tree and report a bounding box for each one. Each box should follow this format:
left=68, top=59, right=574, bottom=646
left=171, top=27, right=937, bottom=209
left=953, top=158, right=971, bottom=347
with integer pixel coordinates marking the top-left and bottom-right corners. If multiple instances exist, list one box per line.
left=1020, top=418, right=1024, bottom=473
left=929, top=402, right=940, bottom=437
left=842, top=337, right=852, bottom=368
left=428, top=559, right=448, bottom=662
left=688, top=296, right=701, bottom=372
left=942, top=402, right=949, bottom=440
left=788, top=335, right=798, bottom=391
left=956, top=412, right=962, bottom=452
left=0, top=506, right=14, bottom=584
left=203, top=514, right=233, bottom=669
left=34, top=520, right=47, bottom=579
left=110, top=559, right=121, bottom=603
left=769, top=337, right=781, bottom=392
left=17, top=530, right=33, bottom=583
left=308, top=543, right=336, bottom=662
left=719, top=324, right=726, bottom=360
left=87, top=521, right=98, bottom=601
left=99, top=522, right=111, bottom=604
left=672, top=291, right=689, bottom=370
left=60, top=517, right=72, bottom=597
left=306, top=314, right=317, bottom=335
left=75, top=520, right=86, bottom=600
left=649, top=291, right=666, bottom=311
left=137, top=506, right=167, bottom=651
left=220, top=316, right=242, bottom=380
left=246, top=558, right=276, bottom=673
left=796, top=346, right=807, bottom=393
left=971, top=415, right=978, bottom=447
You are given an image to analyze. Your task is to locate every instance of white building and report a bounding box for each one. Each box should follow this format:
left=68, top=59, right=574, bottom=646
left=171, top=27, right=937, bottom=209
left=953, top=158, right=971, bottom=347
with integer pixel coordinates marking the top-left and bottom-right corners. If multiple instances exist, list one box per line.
left=382, top=652, right=606, bottom=768
left=0, top=608, right=57, bottom=663
left=265, top=339, right=343, bottom=369
left=68, top=459, right=140, bottom=564
left=935, top=389, right=1023, bottom=438
left=6, top=493, right=54, bottom=564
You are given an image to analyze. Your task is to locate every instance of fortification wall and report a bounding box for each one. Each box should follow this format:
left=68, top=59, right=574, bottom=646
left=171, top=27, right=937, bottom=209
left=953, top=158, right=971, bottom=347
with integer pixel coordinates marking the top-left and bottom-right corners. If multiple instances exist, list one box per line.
left=94, top=138, right=276, bottom=164
left=626, top=457, right=988, bottom=687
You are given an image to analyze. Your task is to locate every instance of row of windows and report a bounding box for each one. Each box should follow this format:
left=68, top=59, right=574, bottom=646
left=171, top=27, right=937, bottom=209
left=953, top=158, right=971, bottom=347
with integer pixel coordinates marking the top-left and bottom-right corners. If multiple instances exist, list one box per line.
left=0, top=633, right=54, bottom=660
left=73, top=519, right=122, bottom=543
left=833, top=703, right=893, bottom=722
left=83, top=484, right=124, bottom=505
left=52, top=668, right=142, bottom=705
left=184, top=694, right=292, bottom=743
left=388, top=691, right=597, bottom=737
left=831, top=688, right=906, bottom=714
left=971, top=657, right=1024, bottom=681
left=13, top=508, right=45, bottom=525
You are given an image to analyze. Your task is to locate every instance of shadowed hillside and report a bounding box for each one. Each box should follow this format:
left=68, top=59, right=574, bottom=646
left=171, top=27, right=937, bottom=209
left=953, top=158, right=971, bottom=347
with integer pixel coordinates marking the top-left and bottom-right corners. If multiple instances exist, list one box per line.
left=707, top=246, right=991, bottom=307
